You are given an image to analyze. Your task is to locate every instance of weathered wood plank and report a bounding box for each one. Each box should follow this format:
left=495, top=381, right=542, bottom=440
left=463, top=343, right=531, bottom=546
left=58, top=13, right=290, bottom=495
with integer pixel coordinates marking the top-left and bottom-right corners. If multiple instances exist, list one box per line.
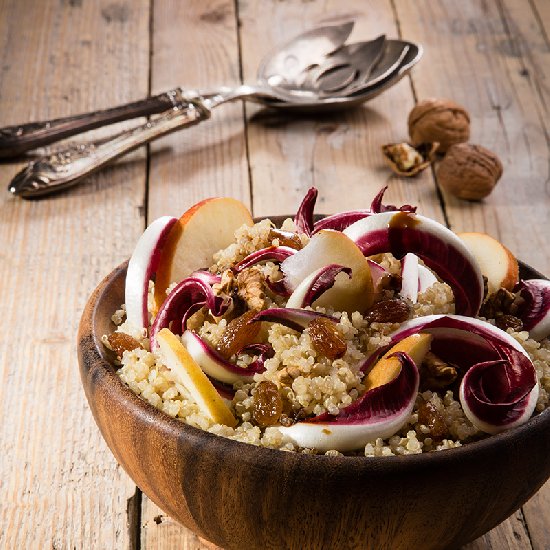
left=394, top=0, right=549, bottom=276
left=0, top=0, right=149, bottom=548
left=147, top=0, right=250, bottom=222
left=463, top=510, right=533, bottom=550
left=141, top=0, right=248, bottom=546
left=523, top=479, right=550, bottom=550
left=238, top=0, right=446, bottom=222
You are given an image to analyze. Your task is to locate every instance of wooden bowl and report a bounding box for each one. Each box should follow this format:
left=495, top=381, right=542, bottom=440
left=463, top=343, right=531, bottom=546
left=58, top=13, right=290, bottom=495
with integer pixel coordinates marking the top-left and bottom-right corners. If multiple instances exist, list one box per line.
left=78, top=255, right=550, bottom=550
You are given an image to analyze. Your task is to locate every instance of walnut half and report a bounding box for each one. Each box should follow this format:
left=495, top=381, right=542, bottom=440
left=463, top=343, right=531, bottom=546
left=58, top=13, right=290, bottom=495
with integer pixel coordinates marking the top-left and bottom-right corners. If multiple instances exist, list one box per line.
left=236, top=267, right=266, bottom=311
left=381, top=142, right=438, bottom=177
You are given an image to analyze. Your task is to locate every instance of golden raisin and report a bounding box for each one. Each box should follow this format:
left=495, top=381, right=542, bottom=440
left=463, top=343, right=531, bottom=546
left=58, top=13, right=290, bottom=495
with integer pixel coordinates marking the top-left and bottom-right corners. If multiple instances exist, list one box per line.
left=418, top=401, right=448, bottom=441
left=252, top=381, right=283, bottom=427
left=308, top=317, right=347, bottom=360
left=107, top=332, right=142, bottom=357
left=365, top=299, right=411, bottom=323
left=216, top=310, right=260, bottom=359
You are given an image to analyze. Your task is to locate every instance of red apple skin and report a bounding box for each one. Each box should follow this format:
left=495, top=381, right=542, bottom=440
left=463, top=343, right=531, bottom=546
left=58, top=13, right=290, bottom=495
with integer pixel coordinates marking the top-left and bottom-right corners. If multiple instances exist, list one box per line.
left=154, top=198, right=253, bottom=311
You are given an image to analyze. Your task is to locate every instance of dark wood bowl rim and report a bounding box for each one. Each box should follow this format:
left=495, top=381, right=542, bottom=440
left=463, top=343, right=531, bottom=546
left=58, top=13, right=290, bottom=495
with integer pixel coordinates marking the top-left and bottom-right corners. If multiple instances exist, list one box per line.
left=79, top=220, right=550, bottom=473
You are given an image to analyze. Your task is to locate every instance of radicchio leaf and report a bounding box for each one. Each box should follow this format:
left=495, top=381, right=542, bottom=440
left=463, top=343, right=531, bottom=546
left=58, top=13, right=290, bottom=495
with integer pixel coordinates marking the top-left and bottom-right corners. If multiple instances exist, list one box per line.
left=344, top=212, right=484, bottom=316
left=460, top=359, right=538, bottom=434
left=249, top=308, right=337, bottom=332
left=516, top=279, right=550, bottom=341
left=370, top=186, right=417, bottom=214
left=313, top=211, right=372, bottom=233
left=232, top=246, right=296, bottom=273
left=150, top=278, right=230, bottom=349
left=294, top=187, right=318, bottom=236
left=181, top=330, right=266, bottom=385
left=286, top=264, right=352, bottom=309
left=238, top=343, right=275, bottom=371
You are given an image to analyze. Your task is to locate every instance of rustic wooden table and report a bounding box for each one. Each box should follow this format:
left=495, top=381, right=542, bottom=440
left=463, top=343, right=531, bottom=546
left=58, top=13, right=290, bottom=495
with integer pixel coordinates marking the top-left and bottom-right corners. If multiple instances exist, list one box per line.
left=1, top=0, right=549, bottom=548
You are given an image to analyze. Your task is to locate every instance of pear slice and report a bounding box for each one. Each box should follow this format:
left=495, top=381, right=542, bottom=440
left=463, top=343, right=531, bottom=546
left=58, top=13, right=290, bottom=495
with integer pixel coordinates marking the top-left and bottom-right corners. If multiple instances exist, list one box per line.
left=363, top=333, right=433, bottom=392
left=156, top=328, right=237, bottom=427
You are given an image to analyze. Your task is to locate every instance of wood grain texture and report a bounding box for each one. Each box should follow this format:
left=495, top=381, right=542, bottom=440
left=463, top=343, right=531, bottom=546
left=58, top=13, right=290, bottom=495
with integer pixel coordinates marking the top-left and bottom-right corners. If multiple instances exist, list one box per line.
left=0, top=0, right=149, bottom=548
left=147, top=0, right=250, bottom=222
left=394, top=0, right=550, bottom=276
left=238, top=0, right=446, bottom=223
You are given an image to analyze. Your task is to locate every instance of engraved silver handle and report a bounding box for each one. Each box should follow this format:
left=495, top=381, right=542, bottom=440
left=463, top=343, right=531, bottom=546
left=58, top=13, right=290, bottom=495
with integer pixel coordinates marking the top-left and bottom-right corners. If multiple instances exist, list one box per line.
left=8, top=96, right=211, bottom=199
left=0, top=89, right=185, bottom=159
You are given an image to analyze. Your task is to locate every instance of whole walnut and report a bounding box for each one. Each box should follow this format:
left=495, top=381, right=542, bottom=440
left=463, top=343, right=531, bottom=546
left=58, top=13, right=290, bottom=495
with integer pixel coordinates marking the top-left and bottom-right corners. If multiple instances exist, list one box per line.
left=408, top=99, right=470, bottom=153
left=436, top=143, right=503, bottom=200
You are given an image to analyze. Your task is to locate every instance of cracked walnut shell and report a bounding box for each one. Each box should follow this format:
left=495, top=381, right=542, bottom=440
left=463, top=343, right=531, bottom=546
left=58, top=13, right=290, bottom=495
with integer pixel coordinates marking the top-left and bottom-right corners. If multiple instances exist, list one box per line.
left=436, top=143, right=503, bottom=200
left=408, top=98, right=470, bottom=153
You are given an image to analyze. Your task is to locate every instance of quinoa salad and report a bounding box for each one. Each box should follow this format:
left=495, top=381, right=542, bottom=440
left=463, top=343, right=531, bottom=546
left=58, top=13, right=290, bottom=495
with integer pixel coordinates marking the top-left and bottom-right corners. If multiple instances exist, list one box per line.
left=103, top=188, right=550, bottom=457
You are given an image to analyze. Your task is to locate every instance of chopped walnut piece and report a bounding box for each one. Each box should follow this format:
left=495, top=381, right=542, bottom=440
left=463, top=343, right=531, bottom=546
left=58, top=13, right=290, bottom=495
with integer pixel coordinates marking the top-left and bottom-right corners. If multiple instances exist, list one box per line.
left=381, top=142, right=437, bottom=177
left=236, top=267, right=266, bottom=311
left=420, top=352, right=458, bottom=391
left=269, top=228, right=303, bottom=250
left=417, top=400, right=448, bottom=441
left=480, top=287, right=524, bottom=319
left=215, top=311, right=260, bottom=359
left=212, top=269, right=236, bottom=296
left=495, top=314, right=523, bottom=332
left=106, top=332, right=142, bottom=358
left=308, top=317, right=347, bottom=360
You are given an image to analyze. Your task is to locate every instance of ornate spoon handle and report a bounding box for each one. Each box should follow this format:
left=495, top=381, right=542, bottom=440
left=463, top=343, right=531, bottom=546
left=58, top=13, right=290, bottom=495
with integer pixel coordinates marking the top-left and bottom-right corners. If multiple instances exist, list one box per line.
left=8, top=96, right=211, bottom=198
left=0, top=88, right=185, bottom=159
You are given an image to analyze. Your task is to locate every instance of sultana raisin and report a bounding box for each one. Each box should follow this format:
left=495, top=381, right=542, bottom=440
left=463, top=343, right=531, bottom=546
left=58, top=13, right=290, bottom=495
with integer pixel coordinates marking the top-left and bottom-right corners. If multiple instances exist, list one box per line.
left=216, top=310, right=260, bottom=359
left=418, top=401, right=448, bottom=441
left=365, top=298, right=411, bottom=323
left=107, top=332, right=142, bottom=358
left=252, top=381, right=283, bottom=427
left=308, top=317, right=347, bottom=360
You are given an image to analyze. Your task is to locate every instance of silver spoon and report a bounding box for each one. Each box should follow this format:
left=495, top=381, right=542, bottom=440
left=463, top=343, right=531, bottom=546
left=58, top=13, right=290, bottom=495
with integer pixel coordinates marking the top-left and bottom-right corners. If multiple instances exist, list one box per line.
left=1, top=21, right=357, bottom=160
left=6, top=25, right=421, bottom=198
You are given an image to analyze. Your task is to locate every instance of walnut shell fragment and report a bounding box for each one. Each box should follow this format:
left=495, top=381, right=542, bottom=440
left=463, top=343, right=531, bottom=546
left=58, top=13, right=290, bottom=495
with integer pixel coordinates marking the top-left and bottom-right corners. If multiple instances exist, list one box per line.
left=408, top=98, right=470, bottom=153
left=437, top=143, right=503, bottom=200
left=382, top=142, right=438, bottom=177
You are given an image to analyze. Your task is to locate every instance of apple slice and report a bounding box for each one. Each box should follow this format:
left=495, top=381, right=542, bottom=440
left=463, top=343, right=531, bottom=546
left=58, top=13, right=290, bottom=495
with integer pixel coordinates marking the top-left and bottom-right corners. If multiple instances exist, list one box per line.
left=156, top=328, right=237, bottom=427
left=363, top=333, right=432, bottom=392
left=457, top=232, right=519, bottom=295
left=280, top=230, right=375, bottom=313
left=154, top=198, right=253, bottom=311
left=125, top=216, right=178, bottom=329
